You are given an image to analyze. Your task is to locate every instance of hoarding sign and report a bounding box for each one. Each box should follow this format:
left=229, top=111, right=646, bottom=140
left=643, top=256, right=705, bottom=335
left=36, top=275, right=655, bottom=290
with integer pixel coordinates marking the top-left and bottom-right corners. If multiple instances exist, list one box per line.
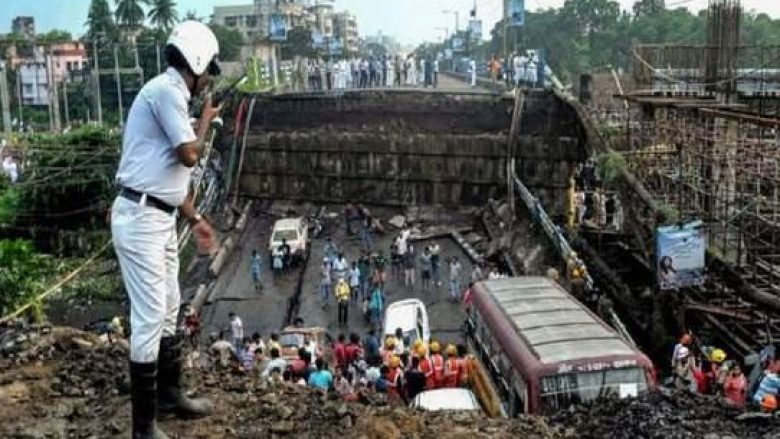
left=656, top=221, right=706, bottom=290
left=452, top=36, right=464, bottom=52
left=269, top=13, right=287, bottom=41
left=508, top=0, right=525, bottom=27
left=469, top=19, right=483, bottom=42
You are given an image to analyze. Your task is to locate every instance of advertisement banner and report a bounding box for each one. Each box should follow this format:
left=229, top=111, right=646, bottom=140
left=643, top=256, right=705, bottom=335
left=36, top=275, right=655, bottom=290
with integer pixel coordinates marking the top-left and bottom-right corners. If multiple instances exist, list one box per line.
left=269, top=13, right=287, bottom=41
left=469, top=20, right=483, bottom=42
left=508, top=0, right=525, bottom=27
left=656, top=221, right=706, bottom=290
left=311, top=30, right=325, bottom=48
left=329, top=38, right=343, bottom=55
left=452, top=36, right=464, bottom=52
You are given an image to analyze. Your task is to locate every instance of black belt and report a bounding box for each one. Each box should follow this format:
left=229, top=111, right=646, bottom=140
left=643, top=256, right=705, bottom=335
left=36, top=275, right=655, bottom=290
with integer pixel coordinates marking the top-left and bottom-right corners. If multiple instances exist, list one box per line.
left=119, top=187, right=176, bottom=214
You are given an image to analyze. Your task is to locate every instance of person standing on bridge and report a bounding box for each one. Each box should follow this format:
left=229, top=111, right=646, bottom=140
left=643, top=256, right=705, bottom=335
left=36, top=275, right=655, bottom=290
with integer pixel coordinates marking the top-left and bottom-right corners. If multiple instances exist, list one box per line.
left=111, top=21, right=221, bottom=439
left=468, top=58, right=477, bottom=88
left=448, top=257, right=463, bottom=302
left=250, top=249, right=263, bottom=293
left=320, top=257, right=332, bottom=308
left=336, top=277, right=351, bottom=327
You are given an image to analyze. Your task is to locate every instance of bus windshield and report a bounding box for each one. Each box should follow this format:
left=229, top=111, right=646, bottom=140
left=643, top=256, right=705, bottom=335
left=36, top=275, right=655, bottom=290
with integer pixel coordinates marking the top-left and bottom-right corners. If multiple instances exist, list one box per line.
left=539, top=367, right=648, bottom=414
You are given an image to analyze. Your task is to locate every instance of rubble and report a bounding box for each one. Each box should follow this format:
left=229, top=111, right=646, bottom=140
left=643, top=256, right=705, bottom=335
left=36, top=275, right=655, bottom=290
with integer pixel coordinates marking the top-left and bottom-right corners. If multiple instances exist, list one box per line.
left=3, top=325, right=779, bottom=438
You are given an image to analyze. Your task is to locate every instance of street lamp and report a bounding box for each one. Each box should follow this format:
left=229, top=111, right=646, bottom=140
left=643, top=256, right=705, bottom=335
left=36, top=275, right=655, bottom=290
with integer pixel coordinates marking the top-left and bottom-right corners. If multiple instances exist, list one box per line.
left=442, top=9, right=459, bottom=32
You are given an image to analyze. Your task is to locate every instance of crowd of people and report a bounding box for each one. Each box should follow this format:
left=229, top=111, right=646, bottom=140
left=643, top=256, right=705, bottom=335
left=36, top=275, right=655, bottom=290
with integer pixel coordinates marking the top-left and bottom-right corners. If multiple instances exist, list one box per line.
left=200, top=321, right=475, bottom=405
left=293, top=53, right=441, bottom=91
left=670, top=332, right=780, bottom=413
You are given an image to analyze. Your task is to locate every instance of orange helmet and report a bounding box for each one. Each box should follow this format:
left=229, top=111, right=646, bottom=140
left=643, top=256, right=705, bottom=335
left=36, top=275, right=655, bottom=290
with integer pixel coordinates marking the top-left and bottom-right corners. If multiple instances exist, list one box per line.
left=430, top=341, right=441, bottom=353
left=761, top=394, right=777, bottom=412
left=385, top=336, right=396, bottom=349
left=680, top=334, right=692, bottom=346
left=389, top=356, right=401, bottom=368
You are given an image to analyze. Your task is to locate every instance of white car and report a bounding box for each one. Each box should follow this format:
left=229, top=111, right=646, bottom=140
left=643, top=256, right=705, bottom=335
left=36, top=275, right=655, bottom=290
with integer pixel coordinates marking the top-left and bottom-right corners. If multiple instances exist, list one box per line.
left=383, top=299, right=430, bottom=346
left=411, top=388, right=481, bottom=412
left=268, top=217, right=308, bottom=262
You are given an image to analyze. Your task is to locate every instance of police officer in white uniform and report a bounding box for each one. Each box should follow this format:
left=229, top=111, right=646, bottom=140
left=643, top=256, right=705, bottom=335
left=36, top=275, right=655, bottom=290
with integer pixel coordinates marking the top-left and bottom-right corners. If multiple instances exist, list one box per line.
left=112, top=21, right=221, bottom=439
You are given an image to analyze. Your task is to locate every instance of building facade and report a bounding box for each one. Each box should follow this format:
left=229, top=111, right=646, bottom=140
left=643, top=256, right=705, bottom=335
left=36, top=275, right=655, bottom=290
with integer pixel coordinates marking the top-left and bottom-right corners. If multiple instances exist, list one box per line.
left=50, top=42, right=88, bottom=82
left=18, top=47, right=48, bottom=106
left=333, top=12, right=359, bottom=54
left=213, top=4, right=261, bottom=41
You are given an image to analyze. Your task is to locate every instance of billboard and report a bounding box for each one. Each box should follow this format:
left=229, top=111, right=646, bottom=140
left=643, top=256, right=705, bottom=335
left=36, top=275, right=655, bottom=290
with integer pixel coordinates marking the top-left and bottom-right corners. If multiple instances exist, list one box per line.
left=469, top=19, right=483, bottom=42
left=507, top=0, right=525, bottom=27
left=656, top=221, right=706, bottom=290
left=269, top=13, right=287, bottom=41
left=452, top=36, right=464, bottom=52
left=329, top=38, right=343, bottom=55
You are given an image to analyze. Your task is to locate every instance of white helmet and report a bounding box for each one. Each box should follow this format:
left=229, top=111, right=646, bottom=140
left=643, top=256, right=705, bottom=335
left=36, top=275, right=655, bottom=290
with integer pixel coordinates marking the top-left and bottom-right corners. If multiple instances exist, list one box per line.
left=167, top=21, right=220, bottom=76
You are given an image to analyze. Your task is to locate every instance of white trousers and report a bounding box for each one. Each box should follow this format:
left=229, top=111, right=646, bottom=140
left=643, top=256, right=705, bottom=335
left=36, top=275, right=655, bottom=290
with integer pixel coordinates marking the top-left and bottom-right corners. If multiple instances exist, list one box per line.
left=112, top=196, right=180, bottom=362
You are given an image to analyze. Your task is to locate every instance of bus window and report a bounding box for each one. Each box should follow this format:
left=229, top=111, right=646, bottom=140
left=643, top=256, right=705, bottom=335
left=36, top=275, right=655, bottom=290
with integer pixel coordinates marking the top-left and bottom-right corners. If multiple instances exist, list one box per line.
left=538, top=367, right=648, bottom=415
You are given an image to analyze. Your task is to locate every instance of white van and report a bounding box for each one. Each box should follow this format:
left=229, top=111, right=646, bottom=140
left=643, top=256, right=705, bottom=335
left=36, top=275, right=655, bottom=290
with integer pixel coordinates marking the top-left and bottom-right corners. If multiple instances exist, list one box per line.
left=411, top=388, right=481, bottom=412
left=268, top=217, right=308, bottom=262
left=383, top=299, right=430, bottom=346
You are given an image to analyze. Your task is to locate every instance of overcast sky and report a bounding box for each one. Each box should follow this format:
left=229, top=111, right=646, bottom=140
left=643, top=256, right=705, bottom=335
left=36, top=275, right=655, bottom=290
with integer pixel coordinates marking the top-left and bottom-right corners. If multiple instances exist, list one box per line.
left=1, top=0, right=778, bottom=46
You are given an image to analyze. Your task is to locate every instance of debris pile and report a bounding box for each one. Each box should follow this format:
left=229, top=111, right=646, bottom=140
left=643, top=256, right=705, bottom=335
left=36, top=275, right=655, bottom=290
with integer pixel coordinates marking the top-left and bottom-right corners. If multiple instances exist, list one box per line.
left=550, top=390, right=780, bottom=438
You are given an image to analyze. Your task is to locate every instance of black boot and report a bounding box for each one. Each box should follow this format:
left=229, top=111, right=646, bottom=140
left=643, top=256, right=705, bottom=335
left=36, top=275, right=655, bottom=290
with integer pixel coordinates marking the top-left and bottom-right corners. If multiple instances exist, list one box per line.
left=158, top=335, right=212, bottom=419
left=130, top=361, right=170, bottom=439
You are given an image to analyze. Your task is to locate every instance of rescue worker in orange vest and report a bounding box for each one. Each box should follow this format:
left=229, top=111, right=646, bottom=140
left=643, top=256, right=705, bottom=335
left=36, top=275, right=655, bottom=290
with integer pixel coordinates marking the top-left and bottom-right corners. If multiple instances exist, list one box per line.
left=456, top=344, right=472, bottom=387
left=430, top=341, right=445, bottom=388
left=444, top=344, right=461, bottom=388
left=382, top=337, right=397, bottom=366
left=419, top=349, right=435, bottom=390
left=386, top=355, right=403, bottom=401
left=411, top=339, right=426, bottom=359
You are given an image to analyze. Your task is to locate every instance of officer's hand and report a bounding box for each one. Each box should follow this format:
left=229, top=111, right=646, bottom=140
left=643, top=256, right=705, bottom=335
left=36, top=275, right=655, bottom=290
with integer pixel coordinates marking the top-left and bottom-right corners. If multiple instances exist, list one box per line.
left=193, top=218, right=218, bottom=256
left=200, top=95, right=222, bottom=126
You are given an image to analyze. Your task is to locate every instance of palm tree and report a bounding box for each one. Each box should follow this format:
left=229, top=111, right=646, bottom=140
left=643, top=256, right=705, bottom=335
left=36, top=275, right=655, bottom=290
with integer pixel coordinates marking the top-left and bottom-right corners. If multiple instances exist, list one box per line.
left=85, top=0, right=117, bottom=40
left=115, top=0, right=148, bottom=29
left=148, top=0, right=178, bottom=32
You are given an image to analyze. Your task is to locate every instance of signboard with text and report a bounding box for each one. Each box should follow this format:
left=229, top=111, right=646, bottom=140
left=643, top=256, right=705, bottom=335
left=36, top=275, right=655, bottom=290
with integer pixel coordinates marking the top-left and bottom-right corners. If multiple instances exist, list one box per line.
left=452, top=36, right=464, bottom=52
left=656, top=221, right=706, bottom=290
left=469, top=19, right=483, bottom=42
left=508, top=0, right=525, bottom=26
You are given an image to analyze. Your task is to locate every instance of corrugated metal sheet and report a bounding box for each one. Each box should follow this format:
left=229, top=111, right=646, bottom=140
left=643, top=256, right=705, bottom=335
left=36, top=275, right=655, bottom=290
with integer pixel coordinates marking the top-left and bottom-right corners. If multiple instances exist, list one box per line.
left=482, top=277, right=634, bottom=364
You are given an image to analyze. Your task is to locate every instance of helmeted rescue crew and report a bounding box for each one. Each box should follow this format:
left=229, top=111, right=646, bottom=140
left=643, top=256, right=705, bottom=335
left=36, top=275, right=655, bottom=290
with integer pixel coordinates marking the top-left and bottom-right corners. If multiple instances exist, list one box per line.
left=111, top=21, right=222, bottom=439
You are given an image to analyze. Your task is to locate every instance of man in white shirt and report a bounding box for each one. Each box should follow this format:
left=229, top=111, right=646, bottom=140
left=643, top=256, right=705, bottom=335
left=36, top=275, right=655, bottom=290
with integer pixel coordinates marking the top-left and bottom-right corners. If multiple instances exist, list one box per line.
left=2, top=154, right=18, bottom=183
left=229, top=312, right=244, bottom=352
left=111, top=21, right=221, bottom=438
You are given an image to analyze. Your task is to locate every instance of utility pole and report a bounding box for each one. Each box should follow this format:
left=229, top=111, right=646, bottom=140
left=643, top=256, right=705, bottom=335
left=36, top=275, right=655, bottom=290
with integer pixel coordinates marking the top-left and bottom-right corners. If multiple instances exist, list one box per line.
left=113, top=44, right=124, bottom=125
left=48, top=49, right=61, bottom=132
left=93, top=39, right=103, bottom=125
left=62, top=80, right=70, bottom=127
left=0, top=61, right=12, bottom=137
left=155, top=41, right=161, bottom=74
left=16, top=68, right=23, bottom=128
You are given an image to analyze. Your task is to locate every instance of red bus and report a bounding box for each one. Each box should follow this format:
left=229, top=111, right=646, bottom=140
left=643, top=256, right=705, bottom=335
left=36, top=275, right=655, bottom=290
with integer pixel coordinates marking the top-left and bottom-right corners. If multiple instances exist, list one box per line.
left=466, top=276, right=655, bottom=416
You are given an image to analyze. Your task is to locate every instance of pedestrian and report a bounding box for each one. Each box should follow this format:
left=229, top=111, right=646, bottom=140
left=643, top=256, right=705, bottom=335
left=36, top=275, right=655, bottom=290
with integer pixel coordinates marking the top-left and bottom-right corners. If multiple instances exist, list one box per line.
left=336, top=277, right=351, bottom=327
left=391, top=236, right=402, bottom=280
left=307, top=358, right=334, bottom=391
left=324, top=237, right=338, bottom=266
left=209, top=332, right=237, bottom=370
left=261, top=347, right=287, bottom=377
left=448, top=257, right=463, bottom=301
left=320, top=258, right=332, bottom=307
left=111, top=20, right=220, bottom=438
left=753, top=369, right=780, bottom=407
left=723, top=363, right=747, bottom=408
left=334, top=333, right=348, bottom=369
left=468, top=58, right=477, bottom=87
left=361, top=211, right=373, bottom=252
left=344, top=203, right=358, bottom=235
left=433, top=57, right=439, bottom=88
left=419, top=349, right=435, bottom=390
left=229, top=312, right=244, bottom=353
left=349, top=261, right=361, bottom=303
left=365, top=329, right=381, bottom=367
left=272, top=246, right=284, bottom=276
left=358, top=252, right=371, bottom=299
left=345, top=333, right=363, bottom=365
left=429, top=243, right=441, bottom=288
left=429, top=341, right=445, bottom=389
left=404, top=357, right=426, bottom=402
left=444, top=344, right=461, bottom=388
left=404, top=245, right=416, bottom=292
left=393, top=327, right=406, bottom=356
left=240, top=337, right=255, bottom=373
left=419, top=247, right=432, bottom=292
left=673, top=346, right=697, bottom=393
left=369, top=283, right=385, bottom=329
left=372, top=250, right=388, bottom=288
left=333, top=252, right=349, bottom=283
left=385, top=356, right=404, bottom=401
left=250, top=249, right=263, bottom=292
left=471, top=262, right=484, bottom=283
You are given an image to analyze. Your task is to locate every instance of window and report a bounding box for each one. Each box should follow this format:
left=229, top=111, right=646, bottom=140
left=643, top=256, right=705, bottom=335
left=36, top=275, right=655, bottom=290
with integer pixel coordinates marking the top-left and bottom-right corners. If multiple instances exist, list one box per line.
left=225, top=16, right=237, bottom=27
left=539, top=367, right=648, bottom=415
left=246, top=15, right=258, bottom=28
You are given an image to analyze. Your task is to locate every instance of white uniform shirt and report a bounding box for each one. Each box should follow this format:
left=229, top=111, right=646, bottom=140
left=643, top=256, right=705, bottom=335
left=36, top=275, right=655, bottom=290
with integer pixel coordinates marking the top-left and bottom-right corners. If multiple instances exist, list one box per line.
left=2, top=157, right=18, bottom=183
left=115, top=67, right=197, bottom=207
left=230, top=316, right=244, bottom=340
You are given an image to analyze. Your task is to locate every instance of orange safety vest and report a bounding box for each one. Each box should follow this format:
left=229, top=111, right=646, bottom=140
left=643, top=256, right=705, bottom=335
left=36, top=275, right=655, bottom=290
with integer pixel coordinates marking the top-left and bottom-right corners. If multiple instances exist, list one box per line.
left=386, top=367, right=402, bottom=398
left=431, top=354, right=445, bottom=388
left=444, top=358, right=461, bottom=388
left=420, top=357, right=435, bottom=389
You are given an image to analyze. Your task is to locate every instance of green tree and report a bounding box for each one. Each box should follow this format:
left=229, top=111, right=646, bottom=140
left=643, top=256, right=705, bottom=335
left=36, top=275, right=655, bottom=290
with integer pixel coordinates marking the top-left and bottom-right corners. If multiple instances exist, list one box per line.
left=633, top=0, right=665, bottom=18
left=183, top=10, right=200, bottom=21
left=85, top=0, right=117, bottom=40
left=115, top=0, right=148, bottom=30
left=281, top=26, right=314, bottom=60
left=148, top=0, right=178, bottom=32
left=209, top=24, right=244, bottom=61
left=0, top=239, right=52, bottom=316
left=562, top=0, right=621, bottom=50
left=38, top=29, right=73, bottom=44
